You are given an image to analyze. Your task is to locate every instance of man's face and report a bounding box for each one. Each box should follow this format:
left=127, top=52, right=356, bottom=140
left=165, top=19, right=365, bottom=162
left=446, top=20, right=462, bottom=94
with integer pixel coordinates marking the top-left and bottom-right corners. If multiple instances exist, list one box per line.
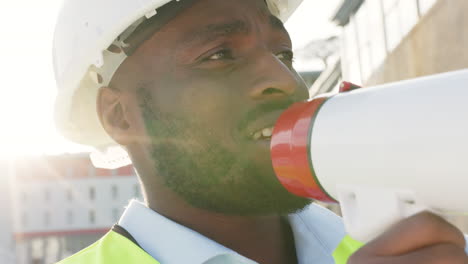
left=114, top=0, right=310, bottom=215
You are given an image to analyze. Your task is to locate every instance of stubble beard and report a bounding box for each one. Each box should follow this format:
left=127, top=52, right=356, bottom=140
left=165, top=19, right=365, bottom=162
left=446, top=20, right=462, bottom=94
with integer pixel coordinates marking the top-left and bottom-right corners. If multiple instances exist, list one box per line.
left=138, top=88, right=311, bottom=216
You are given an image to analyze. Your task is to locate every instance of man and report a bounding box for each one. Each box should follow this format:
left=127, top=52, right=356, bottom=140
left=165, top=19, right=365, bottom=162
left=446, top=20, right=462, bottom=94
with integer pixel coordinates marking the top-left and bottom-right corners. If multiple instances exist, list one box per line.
left=53, top=0, right=468, bottom=263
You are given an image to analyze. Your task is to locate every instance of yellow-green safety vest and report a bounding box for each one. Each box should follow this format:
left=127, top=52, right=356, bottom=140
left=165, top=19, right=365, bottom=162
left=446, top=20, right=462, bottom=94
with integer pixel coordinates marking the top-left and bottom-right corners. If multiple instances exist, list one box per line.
left=57, top=230, right=363, bottom=264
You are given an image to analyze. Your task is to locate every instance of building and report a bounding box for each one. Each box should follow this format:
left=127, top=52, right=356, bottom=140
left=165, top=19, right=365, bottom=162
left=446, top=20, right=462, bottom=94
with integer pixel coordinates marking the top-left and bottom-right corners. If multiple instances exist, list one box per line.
left=11, top=154, right=142, bottom=264
left=312, top=0, right=468, bottom=92
left=0, top=160, right=16, bottom=264
left=299, top=71, right=322, bottom=88
left=335, top=0, right=468, bottom=86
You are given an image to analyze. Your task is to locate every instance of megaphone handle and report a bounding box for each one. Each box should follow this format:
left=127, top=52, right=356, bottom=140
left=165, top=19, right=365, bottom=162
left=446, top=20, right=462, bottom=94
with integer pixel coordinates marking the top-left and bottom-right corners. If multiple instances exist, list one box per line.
left=337, top=185, right=430, bottom=243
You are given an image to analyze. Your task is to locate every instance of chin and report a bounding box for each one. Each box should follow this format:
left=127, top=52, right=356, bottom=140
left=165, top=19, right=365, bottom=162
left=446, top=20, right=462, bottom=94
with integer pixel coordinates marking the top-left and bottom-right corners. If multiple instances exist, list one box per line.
left=181, top=185, right=312, bottom=216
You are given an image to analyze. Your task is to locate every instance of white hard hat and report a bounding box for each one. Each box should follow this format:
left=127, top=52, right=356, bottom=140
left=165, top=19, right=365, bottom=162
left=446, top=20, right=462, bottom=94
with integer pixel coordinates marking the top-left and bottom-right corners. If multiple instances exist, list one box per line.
left=53, top=0, right=304, bottom=168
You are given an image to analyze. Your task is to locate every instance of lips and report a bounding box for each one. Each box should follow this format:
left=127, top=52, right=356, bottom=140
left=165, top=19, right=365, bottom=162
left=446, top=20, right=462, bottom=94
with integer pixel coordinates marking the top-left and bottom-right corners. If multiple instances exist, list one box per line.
left=245, top=110, right=284, bottom=141
left=251, top=126, right=274, bottom=140
left=237, top=100, right=297, bottom=142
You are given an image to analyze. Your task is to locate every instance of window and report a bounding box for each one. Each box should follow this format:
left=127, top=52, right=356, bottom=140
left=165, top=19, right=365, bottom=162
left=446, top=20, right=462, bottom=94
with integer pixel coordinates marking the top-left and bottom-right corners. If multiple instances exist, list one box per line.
left=88, top=165, right=96, bottom=177
left=44, top=189, right=50, bottom=201
left=22, top=212, right=28, bottom=227
left=44, top=211, right=50, bottom=227
left=134, top=184, right=141, bottom=198
left=89, top=210, right=95, bottom=224
left=66, top=167, right=74, bottom=178
left=31, top=238, right=44, bottom=262
left=67, top=188, right=73, bottom=201
left=111, top=185, right=118, bottom=200
left=67, top=210, right=73, bottom=225
left=89, top=186, right=95, bottom=201
left=112, top=208, right=120, bottom=222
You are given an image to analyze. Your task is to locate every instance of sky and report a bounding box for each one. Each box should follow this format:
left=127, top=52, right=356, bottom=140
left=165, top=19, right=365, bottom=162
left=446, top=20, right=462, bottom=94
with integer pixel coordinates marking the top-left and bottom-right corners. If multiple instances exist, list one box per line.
left=0, top=0, right=341, bottom=157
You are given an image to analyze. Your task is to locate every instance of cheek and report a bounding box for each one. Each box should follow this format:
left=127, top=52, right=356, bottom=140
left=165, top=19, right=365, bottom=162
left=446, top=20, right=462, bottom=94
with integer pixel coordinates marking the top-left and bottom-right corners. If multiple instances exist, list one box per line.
left=180, top=85, right=241, bottom=136
left=176, top=69, right=241, bottom=108
left=150, top=69, right=252, bottom=142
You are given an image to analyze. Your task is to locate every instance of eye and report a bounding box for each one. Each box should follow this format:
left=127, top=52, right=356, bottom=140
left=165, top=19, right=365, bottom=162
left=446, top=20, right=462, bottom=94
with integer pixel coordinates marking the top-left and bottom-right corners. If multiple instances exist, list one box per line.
left=205, top=49, right=234, bottom=61
left=276, top=50, right=294, bottom=63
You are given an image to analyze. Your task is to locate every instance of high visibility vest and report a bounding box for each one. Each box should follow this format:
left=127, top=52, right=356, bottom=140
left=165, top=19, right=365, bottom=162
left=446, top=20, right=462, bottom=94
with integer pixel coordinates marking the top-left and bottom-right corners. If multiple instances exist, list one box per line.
left=57, top=229, right=362, bottom=264
left=57, top=230, right=160, bottom=264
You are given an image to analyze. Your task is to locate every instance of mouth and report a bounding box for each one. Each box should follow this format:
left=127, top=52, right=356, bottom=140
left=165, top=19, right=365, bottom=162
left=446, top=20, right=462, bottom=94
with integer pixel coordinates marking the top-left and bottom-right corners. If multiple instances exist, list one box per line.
left=250, top=126, right=274, bottom=141
left=239, top=101, right=296, bottom=142
left=244, top=110, right=284, bottom=142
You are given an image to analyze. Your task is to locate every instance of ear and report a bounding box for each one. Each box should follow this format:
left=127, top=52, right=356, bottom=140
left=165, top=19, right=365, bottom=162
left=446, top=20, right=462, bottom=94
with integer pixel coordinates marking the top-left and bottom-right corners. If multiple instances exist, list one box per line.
left=97, top=87, right=136, bottom=146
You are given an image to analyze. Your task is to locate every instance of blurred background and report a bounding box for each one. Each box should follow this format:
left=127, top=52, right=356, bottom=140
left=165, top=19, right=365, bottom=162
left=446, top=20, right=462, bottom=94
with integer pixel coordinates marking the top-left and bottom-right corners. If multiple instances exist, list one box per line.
left=1, top=0, right=468, bottom=263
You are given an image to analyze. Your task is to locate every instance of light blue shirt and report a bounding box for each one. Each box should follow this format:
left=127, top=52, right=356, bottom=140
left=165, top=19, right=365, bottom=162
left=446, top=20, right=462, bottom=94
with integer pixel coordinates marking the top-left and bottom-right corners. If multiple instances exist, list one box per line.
left=118, top=200, right=346, bottom=264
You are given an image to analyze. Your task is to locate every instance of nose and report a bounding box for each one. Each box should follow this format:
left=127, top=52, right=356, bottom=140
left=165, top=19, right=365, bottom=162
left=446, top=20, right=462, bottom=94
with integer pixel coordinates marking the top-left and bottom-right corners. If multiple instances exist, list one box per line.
left=248, top=52, right=299, bottom=100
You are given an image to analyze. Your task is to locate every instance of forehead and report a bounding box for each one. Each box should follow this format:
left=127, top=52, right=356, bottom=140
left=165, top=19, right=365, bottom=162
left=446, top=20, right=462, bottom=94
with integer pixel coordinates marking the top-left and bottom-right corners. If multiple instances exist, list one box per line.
left=126, top=0, right=286, bottom=52
left=166, top=0, right=282, bottom=35
left=186, top=0, right=271, bottom=19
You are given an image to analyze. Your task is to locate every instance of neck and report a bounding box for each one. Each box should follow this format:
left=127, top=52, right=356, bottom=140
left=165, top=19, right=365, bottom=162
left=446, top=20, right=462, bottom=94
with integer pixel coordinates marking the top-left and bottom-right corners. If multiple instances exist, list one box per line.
left=127, top=147, right=298, bottom=263
left=145, top=186, right=297, bottom=264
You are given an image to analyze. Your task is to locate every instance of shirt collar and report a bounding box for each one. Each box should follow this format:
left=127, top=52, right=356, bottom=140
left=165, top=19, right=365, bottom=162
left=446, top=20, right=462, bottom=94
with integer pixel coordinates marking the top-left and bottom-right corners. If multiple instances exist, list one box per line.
left=118, top=200, right=345, bottom=264
left=118, top=200, right=255, bottom=264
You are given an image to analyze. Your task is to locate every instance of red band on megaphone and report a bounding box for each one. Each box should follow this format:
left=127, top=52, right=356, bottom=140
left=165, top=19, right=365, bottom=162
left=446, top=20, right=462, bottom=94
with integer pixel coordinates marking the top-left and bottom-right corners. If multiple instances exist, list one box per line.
left=271, top=97, right=336, bottom=203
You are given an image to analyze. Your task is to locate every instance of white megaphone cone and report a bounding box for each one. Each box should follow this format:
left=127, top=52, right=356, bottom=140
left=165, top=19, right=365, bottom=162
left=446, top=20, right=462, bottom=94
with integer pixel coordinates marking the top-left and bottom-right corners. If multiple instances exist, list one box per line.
left=271, top=69, right=468, bottom=242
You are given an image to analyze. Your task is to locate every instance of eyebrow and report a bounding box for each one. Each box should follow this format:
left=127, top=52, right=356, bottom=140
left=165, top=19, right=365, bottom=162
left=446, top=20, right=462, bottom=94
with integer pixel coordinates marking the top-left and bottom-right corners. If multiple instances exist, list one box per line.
left=181, top=15, right=289, bottom=46
left=181, top=20, right=250, bottom=45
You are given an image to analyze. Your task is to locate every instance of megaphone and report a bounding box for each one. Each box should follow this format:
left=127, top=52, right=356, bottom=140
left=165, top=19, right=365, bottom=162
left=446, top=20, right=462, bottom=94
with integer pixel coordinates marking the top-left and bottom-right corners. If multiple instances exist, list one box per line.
left=271, top=69, right=468, bottom=242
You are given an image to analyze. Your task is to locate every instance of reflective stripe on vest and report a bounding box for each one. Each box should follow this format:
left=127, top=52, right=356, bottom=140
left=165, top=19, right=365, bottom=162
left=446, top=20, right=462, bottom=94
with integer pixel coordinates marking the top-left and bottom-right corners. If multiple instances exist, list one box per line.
left=56, top=231, right=160, bottom=264
left=332, top=235, right=364, bottom=264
